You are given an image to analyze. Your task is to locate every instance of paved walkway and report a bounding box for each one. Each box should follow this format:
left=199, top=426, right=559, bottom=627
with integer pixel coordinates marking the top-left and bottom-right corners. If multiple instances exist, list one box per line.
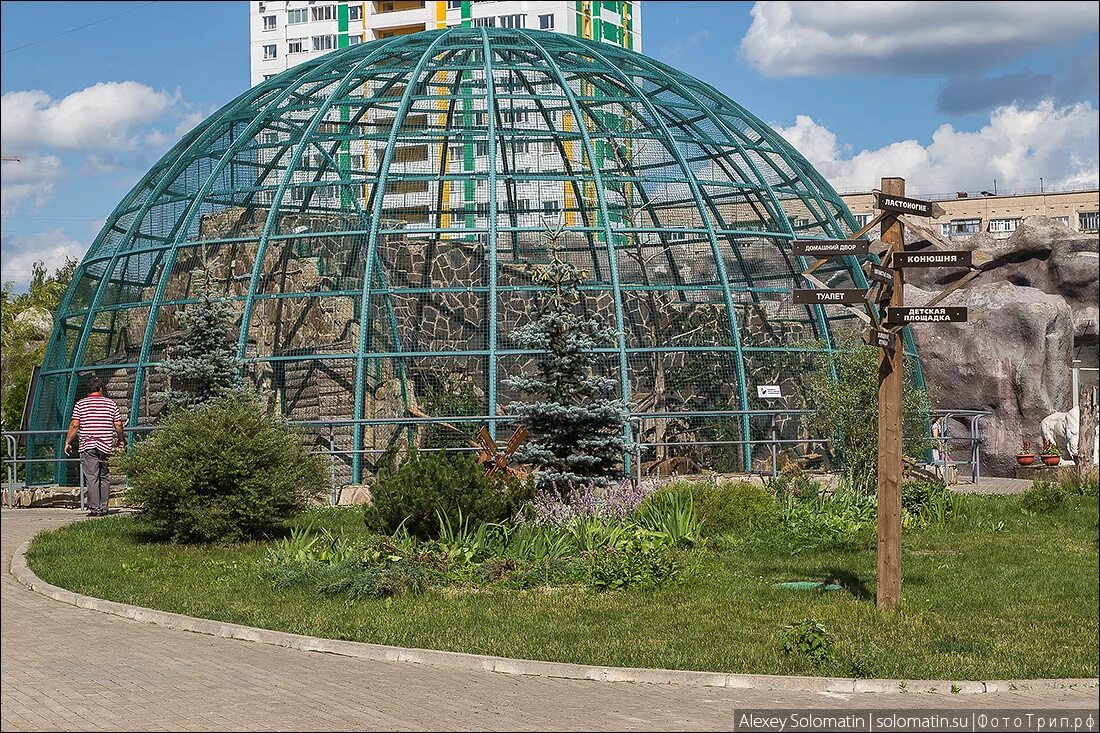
left=2, top=510, right=1097, bottom=732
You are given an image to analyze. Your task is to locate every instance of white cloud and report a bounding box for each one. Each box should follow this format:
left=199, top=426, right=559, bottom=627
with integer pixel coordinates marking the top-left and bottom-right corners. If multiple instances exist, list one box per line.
left=1, top=81, right=180, bottom=151
left=742, top=1, right=1100, bottom=77
left=0, top=152, right=64, bottom=216
left=0, top=229, right=87, bottom=289
left=774, top=100, right=1100, bottom=193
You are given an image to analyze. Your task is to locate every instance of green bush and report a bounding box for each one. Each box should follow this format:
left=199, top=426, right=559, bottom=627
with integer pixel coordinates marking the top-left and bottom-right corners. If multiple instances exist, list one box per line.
left=902, top=479, right=962, bottom=527
left=116, top=396, right=326, bottom=543
left=1020, top=479, right=1068, bottom=513
left=1059, top=469, right=1099, bottom=497
left=703, top=481, right=781, bottom=534
left=364, top=449, right=533, bottom=539
left=634, top=488, right=701, bottom=546
left=781, top=487, right=877, bottom=553
left=643, top=479, right=780, bottom=537
left=586, top=538, right=680, bottom=592
left=764, top=465, right=822, bottom=502
left=805, top=334, right=933, bottom=493
left=781, top=619, right=832, bottom=664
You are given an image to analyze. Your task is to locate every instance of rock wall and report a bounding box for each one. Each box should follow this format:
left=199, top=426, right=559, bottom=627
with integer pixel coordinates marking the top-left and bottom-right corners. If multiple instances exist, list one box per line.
left=906, top=217, right=1098, bottom=477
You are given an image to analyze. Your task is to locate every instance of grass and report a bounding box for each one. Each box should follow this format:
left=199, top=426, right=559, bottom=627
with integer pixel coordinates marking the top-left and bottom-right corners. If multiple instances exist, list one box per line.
left=26, top=496, right=1099, bottom=681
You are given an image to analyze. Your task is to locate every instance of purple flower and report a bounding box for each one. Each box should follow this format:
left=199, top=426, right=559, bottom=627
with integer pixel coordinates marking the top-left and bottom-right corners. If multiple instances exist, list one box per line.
left=518, top=478, right=657, bottom=526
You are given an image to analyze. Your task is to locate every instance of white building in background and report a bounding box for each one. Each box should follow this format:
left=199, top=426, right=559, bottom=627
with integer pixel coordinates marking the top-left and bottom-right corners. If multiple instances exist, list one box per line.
left=250, top=1, right=642, bottom=86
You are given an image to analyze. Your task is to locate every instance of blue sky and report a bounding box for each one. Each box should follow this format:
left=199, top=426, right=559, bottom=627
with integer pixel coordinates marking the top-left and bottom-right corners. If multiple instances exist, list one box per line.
left=2, top=1, right=1098, bottom=288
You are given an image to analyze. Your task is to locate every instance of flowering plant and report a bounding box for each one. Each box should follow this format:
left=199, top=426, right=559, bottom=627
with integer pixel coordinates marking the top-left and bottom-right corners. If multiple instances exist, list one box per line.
left=517, top=479, right=656, bottom=526
left=1039, top=441, right=1062, bottom=457
left=1018, top=439, right=1032, bottom=454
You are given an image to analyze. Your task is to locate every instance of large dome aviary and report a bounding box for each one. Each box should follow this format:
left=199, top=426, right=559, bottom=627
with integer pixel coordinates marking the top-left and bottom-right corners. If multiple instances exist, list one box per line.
left=30, top=27, right=914, bottom=484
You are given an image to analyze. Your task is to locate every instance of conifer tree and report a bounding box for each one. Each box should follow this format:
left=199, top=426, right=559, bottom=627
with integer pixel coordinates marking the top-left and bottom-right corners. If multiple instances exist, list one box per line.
left=508, top=219, right=629, bottom=489
left=159, top=271, right=243, bottom=409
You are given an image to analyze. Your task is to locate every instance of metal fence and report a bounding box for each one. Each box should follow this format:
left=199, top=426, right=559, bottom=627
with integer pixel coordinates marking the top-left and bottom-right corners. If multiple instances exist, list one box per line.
left=3, top=407, right=987, bottom=510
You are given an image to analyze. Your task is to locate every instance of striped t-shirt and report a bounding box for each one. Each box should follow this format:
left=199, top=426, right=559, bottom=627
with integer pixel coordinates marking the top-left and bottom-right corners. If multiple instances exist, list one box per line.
left=72, top=395, right=123, bottom=452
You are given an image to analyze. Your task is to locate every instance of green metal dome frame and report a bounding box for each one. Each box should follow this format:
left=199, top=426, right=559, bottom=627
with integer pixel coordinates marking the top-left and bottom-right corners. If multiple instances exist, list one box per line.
left=30, top=27, right=920, bottom=484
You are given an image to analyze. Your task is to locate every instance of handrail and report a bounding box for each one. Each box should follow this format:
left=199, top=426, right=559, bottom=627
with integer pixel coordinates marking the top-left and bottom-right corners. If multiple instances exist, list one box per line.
left=3, top=407, right=991, bottom=507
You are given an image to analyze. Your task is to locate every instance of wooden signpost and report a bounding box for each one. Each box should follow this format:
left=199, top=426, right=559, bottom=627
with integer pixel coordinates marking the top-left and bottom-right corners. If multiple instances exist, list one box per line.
left=792, top=288, right=867, bottom=304
left=791, top=177, right=987, bottom=610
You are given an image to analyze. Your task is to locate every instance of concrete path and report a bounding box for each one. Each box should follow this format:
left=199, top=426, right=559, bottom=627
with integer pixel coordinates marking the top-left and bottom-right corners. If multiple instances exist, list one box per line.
left=2, top=509, right=1097, bottom=732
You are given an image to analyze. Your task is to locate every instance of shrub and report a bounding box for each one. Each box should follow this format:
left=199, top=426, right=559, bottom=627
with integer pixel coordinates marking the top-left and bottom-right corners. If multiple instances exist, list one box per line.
left=634, top=489, right=700, bottom=547
left=902, top=479, right=962, bottom=527
left=781, top=486, right=877, bottom=553
left=518, top=479, right=653, bottom=526
left=805, top=334, right=933, bottom=493
left=117, top=396, right=326, bottom=543
left=365, top=449, right=532, bottom=539
left=1059, top=469, right=1099, bottom=497
left=700, top=480, right=781, bottom=534
left=781, top=619, right=832, bottom=664
left=641, top=479, right=780, bottom=538
left=585, top=536, right=680, bottom=591
left=764, top=464, right=822, bottom=502
left=1020, top=479, right=1068, bottom=513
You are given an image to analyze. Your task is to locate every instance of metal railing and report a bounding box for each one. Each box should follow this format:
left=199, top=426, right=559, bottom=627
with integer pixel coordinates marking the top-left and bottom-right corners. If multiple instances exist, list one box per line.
left=3, top=407, right=989, bottom=508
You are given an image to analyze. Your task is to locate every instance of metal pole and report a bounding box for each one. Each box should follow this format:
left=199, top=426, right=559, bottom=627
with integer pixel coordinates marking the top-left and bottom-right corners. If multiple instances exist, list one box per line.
left=876, top=176, right=905, bottom=611
left=1072, top=361, right=1080, bottom=411
left=329, top=426, right=337, bottom=506
left=770, top=413, right=778, bottom=478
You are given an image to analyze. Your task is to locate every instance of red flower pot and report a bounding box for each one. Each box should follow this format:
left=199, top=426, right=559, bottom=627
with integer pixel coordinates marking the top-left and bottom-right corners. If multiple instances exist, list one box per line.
left=1041, top=455, right=1061, bottom=466
left=1016, top=454, right=1036, bottom=465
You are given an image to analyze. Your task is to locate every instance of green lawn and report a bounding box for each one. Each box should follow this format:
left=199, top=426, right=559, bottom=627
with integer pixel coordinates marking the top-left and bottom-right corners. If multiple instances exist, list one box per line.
left=26, top=497, right=1099, bottom=680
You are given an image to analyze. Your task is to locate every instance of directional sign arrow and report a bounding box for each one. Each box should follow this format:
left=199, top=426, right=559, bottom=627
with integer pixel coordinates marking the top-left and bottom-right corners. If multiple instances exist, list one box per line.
left=792, top=288, right=867, bottom=305
left=886, top=306, right=968, bottom=324
left=864, top=262, right=894, bottom=284
left=864, top=328, right=896, bottom=351
left=875, top=192, right=937, bottom=218
left=793, top=240, right=870, bottom=257
left=894, top=250, right=973, bottom=268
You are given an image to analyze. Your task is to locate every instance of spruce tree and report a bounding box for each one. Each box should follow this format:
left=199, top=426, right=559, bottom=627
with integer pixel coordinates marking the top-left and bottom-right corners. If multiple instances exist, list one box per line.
left=508, top=220, right=629, bottom=490
left=159, top=272, right=243, bottom=410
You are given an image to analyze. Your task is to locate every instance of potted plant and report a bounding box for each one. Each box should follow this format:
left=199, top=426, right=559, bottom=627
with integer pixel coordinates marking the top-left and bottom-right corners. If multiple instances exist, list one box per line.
left=1039, top=441, right=1062, bottom=467
left=1016, top=440, right=1036, bottom=465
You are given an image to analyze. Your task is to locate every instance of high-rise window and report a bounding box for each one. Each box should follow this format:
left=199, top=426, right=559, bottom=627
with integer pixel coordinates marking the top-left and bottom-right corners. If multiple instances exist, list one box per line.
left=543, top=200, right=561, bottom=216
left=348, top=34, right=365, bottom=45
left=312, top=35, right=337, bottom=51
left=262, top=15, right=276, bottom=30
left=311, top=5, right=337, bottom=21
left=288, top=38, right=306, bottom=54
left=988, top=218, right=1021, bottom=234
left=447, top=0, right=461, bottom=8
left=472, top=17, right=495, bottom=27
left=287, top=8, right=308, bottom=23
left=1080, top=211, right=1099, bottom=231
left=263, top=44, right=277, bottom=60
left=498, top=14, right=524, bottom=29
left=348, top=5, right=362, bottom=21
left=941, top=218, right=981, bottom=238
left=538, top=13, right=554, bottom=29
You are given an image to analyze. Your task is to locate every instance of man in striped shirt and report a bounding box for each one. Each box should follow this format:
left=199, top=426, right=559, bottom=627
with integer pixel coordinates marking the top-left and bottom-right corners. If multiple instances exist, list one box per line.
left=64, top=377, right=125, bottom=516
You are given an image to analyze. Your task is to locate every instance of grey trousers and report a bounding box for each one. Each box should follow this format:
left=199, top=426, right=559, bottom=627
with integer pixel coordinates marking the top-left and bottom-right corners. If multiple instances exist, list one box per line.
left=79, top=448, right=111, bottom=512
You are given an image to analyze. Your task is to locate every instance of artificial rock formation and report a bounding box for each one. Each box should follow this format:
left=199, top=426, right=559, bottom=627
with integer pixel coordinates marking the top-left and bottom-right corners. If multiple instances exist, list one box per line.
left=906, top=216, right=1098, bottom=477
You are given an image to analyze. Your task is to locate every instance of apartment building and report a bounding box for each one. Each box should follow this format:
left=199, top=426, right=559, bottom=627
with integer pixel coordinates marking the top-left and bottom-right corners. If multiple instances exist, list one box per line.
left=250, top=1, right=641, bottom=86
left=841, top=189, right=1100, bottom=239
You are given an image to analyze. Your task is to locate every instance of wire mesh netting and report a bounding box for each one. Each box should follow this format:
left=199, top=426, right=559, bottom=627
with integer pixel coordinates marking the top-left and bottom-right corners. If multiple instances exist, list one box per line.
left=28, top=27, right=920, bottom=485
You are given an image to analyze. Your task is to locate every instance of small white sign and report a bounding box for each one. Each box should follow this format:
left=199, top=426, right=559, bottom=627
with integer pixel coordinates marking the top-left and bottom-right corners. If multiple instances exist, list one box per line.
left=757, top=385, right=783, bottom=399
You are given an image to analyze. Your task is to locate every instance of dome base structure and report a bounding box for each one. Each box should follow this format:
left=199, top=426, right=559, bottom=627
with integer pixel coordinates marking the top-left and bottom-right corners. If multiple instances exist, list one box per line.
left=29, top=28, right=921, bottom=485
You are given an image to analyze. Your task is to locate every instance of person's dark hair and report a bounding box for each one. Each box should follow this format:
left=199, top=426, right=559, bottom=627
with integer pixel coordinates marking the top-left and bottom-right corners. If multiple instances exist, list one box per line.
left=87, top=376, right=104, bottom=395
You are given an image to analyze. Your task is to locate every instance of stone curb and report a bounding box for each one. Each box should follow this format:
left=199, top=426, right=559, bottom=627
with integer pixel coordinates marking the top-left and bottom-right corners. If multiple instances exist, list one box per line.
left=10, top=530, right=1099, bottom=696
